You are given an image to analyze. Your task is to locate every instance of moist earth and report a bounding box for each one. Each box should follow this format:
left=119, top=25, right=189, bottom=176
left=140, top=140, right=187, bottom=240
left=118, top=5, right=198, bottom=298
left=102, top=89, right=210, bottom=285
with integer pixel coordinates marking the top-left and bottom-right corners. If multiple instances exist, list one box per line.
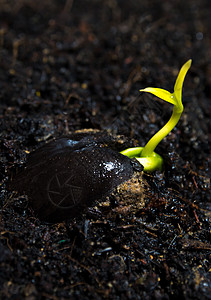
left=0, top=0, right=210, bottom=299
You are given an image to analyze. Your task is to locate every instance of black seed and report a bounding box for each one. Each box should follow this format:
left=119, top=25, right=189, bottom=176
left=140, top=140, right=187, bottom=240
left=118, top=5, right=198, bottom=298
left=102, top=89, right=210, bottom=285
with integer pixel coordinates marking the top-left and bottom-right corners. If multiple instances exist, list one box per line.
left=10, top=133, right=142, bottom=222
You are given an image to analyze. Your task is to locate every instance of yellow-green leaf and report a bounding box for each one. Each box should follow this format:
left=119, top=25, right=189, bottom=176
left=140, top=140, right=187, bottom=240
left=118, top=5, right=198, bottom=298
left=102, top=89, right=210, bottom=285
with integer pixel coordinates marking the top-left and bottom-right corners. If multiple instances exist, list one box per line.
left=140, top=87, right=176, bottom=105
left=174, top=59, right=192, bottom=108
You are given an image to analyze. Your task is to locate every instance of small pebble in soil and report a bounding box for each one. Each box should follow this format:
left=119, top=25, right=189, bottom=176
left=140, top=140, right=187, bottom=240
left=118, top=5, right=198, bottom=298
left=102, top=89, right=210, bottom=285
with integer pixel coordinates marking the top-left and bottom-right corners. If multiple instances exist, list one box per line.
left=10, top=131, right=143, bottom=222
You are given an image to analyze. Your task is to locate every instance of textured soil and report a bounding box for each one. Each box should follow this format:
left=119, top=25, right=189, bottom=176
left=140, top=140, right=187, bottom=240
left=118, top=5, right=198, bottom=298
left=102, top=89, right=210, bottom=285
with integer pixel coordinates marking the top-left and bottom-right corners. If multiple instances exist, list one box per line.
left=0, top=0, right=210, bottom=299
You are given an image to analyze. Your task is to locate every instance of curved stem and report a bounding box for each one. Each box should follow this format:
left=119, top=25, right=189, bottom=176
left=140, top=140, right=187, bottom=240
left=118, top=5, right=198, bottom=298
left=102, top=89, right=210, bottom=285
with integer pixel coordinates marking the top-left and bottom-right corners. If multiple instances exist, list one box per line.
left=141, top=107, right=182, bottom=157
left=121, top=60, right=191, bottom=172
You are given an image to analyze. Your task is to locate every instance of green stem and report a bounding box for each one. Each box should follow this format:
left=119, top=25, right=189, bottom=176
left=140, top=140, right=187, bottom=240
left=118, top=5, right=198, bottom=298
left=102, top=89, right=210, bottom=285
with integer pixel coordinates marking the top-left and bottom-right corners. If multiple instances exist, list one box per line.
left=141, top=106, right=182, bottom=157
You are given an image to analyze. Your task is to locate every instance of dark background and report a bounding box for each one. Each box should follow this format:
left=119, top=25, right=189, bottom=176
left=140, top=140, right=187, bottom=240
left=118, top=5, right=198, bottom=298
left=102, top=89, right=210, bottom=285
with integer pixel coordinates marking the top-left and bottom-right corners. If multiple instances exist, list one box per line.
left=0, top=0, right=210, bottom=299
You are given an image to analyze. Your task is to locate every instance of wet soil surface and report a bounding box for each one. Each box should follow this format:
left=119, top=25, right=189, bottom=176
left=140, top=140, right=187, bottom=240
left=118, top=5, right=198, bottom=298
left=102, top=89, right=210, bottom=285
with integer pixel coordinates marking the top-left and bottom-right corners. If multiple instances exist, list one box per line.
left=0, top=0, right=210, bottom=299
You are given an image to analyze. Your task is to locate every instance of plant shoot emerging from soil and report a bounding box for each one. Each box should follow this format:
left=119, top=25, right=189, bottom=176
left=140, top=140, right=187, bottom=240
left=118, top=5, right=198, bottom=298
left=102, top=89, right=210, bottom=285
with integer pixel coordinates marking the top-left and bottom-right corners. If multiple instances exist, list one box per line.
left=121, top=59, right=192, bottom=172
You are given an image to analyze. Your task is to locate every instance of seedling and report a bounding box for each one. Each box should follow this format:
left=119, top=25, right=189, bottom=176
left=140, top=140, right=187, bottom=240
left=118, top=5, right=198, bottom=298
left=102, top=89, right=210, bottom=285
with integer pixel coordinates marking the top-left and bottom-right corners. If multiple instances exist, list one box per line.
left=121, top=59, right=192, bottom=172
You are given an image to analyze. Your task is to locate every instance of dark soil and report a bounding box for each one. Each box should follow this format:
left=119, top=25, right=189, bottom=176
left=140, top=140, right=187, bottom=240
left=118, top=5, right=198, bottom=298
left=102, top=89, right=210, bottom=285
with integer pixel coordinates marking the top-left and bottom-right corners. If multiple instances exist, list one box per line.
left=0, top=0, right=210, bottom=299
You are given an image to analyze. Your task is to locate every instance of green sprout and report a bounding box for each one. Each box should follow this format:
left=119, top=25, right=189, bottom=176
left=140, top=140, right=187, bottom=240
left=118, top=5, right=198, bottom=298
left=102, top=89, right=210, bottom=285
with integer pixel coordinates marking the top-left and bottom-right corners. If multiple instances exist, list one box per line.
left=121, top=59, right=192, bottom=172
